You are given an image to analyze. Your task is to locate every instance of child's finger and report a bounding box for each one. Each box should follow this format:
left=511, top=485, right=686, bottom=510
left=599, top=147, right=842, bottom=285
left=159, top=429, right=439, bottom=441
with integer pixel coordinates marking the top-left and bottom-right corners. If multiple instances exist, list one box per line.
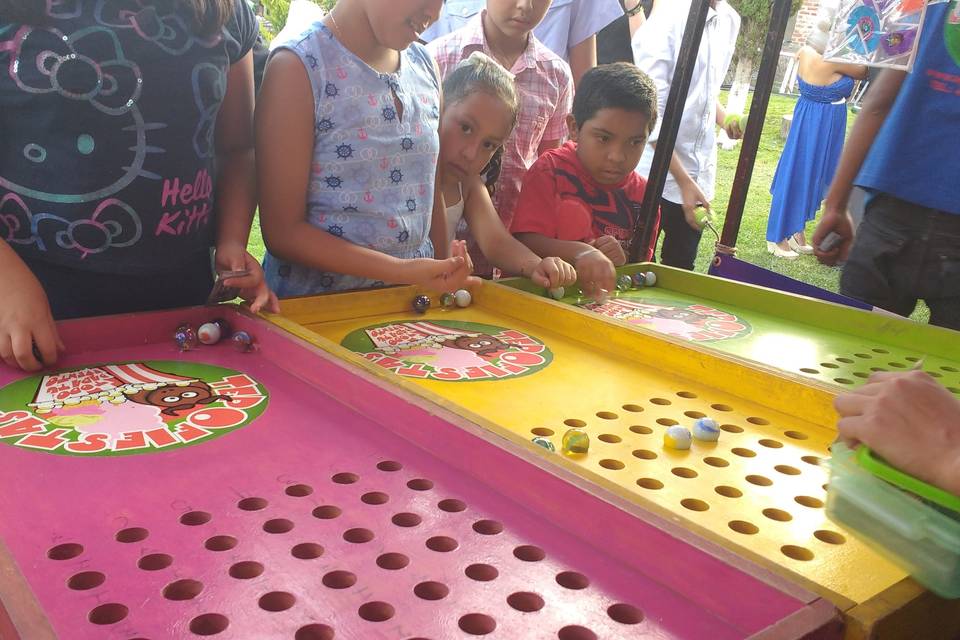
left=11, top=332, right=42, bottom=372
left=34, top=328, right=59, bottom=369
left=0, top=334, right=16, bottom=370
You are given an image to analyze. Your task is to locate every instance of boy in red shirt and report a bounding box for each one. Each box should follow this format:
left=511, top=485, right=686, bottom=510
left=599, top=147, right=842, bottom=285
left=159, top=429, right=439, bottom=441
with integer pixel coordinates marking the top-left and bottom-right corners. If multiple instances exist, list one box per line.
left=511, top=62, right=659, bottom=294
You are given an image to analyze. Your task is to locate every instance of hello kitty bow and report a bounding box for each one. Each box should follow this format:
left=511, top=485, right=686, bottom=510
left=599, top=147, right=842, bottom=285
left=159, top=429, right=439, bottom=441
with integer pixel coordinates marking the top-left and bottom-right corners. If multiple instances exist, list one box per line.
left=9, top=25, right=142, bottom=115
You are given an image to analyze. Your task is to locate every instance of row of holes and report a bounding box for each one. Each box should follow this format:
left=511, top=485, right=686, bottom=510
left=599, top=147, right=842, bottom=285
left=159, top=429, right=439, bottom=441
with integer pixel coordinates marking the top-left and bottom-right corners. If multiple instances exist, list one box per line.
left=534, top=424, right=811, bottom=442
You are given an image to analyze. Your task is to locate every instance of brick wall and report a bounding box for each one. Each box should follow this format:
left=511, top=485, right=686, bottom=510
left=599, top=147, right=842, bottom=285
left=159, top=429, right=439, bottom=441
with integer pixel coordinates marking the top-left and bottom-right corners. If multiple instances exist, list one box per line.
left=790, top=0, right=823, bottom=46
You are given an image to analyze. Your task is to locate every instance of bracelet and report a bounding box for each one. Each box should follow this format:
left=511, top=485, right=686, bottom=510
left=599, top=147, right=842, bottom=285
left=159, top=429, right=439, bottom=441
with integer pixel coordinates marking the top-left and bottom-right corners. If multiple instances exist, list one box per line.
left=622, top=0, right=645, bottom=17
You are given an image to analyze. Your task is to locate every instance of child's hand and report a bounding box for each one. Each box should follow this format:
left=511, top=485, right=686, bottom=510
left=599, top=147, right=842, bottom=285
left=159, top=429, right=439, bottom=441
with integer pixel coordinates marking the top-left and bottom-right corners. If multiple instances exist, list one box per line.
left=526, top=257, right=577, bottom=289
left=0, top=261, right=63, bottom=371
left=589, top=235, right=627, bottom=266
left=679, top=180, right=710, bottom=231
left=573, top=248, right=616, bottom=295
left=449, top=239, right=475, bottom=274
left=812, top=206, right=855, bottom=266
left=215, top=244, right=280, bottom=314
left=404, top=256, right=481, bottom=293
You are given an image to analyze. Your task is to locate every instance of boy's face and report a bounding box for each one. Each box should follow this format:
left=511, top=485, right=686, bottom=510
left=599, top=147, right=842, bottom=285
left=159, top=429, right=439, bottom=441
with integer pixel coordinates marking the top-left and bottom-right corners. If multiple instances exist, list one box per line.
left=485, top=0, right=552, bottom=41
left=440, top=91, right=513, bottom=180
left=567, top=108, right=651, bottom=186
left=368, top=0, right=443, bottom=49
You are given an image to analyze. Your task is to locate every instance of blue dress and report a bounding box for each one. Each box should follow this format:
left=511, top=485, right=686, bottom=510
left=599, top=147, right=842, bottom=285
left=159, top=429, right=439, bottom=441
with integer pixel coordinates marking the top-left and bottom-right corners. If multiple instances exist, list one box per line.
left=767, top=75, right=854, bottom=243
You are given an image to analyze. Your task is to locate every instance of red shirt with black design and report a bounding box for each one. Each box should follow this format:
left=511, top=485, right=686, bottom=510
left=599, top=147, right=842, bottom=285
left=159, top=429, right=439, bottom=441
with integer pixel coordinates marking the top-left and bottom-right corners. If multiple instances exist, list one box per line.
left=510, top=142, right=659, bottom=260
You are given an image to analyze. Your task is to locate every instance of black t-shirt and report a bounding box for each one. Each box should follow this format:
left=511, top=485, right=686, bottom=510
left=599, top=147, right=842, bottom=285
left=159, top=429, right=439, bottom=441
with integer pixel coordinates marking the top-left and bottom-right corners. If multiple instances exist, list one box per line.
left=0, top=0, right=257, bottom=274
left=597, top=0, right=653, bottom=65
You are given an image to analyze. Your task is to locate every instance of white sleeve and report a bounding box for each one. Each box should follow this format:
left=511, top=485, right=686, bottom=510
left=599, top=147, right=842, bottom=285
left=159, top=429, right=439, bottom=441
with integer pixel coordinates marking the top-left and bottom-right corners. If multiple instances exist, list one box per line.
left=420, top=0, right=482, bottom=42
left=568, top=0, right=624, bottom=47
left=632, top=8, right=677, bottom=144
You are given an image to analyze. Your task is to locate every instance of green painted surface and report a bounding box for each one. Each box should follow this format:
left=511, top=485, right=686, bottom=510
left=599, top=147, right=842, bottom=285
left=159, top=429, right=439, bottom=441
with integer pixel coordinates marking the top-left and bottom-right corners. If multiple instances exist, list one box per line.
left=500, top=264, right=960, bottom=394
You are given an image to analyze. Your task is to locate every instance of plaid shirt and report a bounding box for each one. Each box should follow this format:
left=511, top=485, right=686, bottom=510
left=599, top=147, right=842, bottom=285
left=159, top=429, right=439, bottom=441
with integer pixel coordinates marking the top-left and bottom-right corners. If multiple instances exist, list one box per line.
left=428, top=12, right=573, bottom=275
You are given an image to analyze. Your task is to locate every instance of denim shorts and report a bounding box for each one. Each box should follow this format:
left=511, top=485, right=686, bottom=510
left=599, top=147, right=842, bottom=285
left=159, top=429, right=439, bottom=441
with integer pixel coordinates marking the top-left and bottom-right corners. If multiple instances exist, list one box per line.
left=840, top=194, right=960, bottom=329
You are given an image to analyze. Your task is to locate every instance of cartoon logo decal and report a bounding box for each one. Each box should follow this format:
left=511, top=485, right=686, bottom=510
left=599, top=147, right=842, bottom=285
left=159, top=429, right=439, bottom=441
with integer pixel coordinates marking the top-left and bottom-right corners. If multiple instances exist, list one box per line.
left=0, top=361, right=267, bottom=456
left=581, top=297, right=751, bottom=342
left=342, top=320, right=552, bottom=381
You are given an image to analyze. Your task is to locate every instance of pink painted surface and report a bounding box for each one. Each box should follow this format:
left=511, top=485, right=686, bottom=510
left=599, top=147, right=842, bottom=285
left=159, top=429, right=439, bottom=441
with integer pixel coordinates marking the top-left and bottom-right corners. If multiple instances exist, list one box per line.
left=0, top=308, right=820, bottom=639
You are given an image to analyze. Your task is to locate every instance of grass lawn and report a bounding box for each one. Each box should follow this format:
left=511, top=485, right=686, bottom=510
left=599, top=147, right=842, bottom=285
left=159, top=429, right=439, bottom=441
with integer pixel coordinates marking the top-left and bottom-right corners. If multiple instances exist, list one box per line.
left=247, top=90, right=931, bottom=322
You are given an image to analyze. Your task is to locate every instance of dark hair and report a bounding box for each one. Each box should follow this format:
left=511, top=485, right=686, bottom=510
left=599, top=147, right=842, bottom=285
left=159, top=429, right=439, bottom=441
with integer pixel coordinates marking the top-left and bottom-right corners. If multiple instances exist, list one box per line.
left=571, top=62, right=658, bottom=134
left=0, top=0, right=236, bottom=36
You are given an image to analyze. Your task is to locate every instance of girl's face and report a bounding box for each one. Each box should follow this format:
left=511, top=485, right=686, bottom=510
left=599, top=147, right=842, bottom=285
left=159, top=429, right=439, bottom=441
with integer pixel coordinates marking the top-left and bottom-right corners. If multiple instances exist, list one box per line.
left=485, top=0, right=551, bottom=41
left=439, top=91, right=514, bottom=180
left=367, top=0, right=444, bottom=49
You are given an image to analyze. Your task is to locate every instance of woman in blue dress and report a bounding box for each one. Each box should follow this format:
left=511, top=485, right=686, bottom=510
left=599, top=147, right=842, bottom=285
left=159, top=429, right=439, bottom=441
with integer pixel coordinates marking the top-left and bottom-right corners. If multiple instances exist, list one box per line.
left=767, top=13, right=867, bottom=258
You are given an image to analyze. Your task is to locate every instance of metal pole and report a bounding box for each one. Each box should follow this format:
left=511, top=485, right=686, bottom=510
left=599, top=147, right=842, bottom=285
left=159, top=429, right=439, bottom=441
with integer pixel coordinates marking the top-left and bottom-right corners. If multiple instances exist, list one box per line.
left=629, top=0, right=711, bottom=263
left=719, top=0, right=793, bottom=249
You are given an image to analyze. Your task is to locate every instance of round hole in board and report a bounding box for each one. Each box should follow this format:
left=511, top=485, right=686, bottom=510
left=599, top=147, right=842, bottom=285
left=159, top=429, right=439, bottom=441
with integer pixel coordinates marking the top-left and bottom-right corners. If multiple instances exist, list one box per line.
left=732, top=448, right=756, bottom=458
left=343, top=528, right=375, bottom=544
left=681, top=499, right=709, bottom=512
left=179, top=511, right=212, bottom=526
left=930, top=371, right=944, bottom=378
left=376, top=460, right=403, bottom=472
left=775, top=465, right=802, bottom=476
left=531, top=427, right=554, bottom=437
left=835, top=378, right=855, bottom=385
left=704, top=457, right=729, bottom=468
left=376, top=552, right=409, bottom=570
left=459, top=613, right=496, bottom=636
left=721, top=424, right=744, bottom=434
left=748, top=417, right=771, bottom=426
left=263, top=519, right=295, bottom=534
left=758, top=439, right=783, bottom=449
left=438, top=499, right=467, bottom=513
left=942, top=366, right=959, bottom=373
left=312, top=505, right=342, bottom=520
left=637, top=478, right=664, bottom=490
left=596, top=411, right=618, bottom=420
left=473, top=520, right=504, bottom=535
left=138, top=553, right=173, bottom=571
left=67, top=571, right=106, bottom=591
left=48, top=542, right=83, bottom=560
left=870, top=366, right=886, bottom=372
left=564, top=419, right=586, bottom=428
left=189, top=613, right=229, bottom=636
left=425, top=536, right=458, bottom=552
left=285, top=484, right=313, bottom=497
left=632, top=449, right=657, bottom=460
left=672, top=467, right=698, bottom=479
left=598, top=433, right=622, bottom=443
left=600, top=459, right=626, bottom=471
left=656, top=418, right=678, bottom=427
left=88, top=603, right=128, bottom=625
left=711, top=404, right=733, bottom=412
left=853, top=371, right=870, bottom=379
left=814, top=530, right=847, bottom=545
left=358, top=601, right=395, bottom=622
left=820, top=362, right=840, bottom=369
left=801, top=456, right=822, bottom=466
left=259, top=591, right=295, bottom=612
left=783, top=430, right=808, bottom=440
left=854, top=352, right=872, bottom=359
left=762, top=508, right=793, bottom=522
left=676, top=391, right=697, bottom=399
left=291, top=543, right=324, bottom=560
left=237, top=497, right=268, bottom=511
left=650, top=398, right=671, bottom=406
left=361, top=492, right=390, bottom=505
left=163, top=578, right=203, bottom=600
left=204, top=536, right=237, bottom=552
left=684, top=411, right=706, bottom=420
left=622, top=404, right=644, bottom=413
left=322, top=570, right=357, bottom=589
left=392, top=512, right=422, bottom=527
left=799, top=368, right=820, bottom=375
left=465, top=564, right=498, bottom=582
left=872, top=348, right=889, bottom=354
left=415, top=581, right=450, bottom=601
left=513, top=545, right=546, bottom=562
left=295, top=624, right=335, bottom=640
left=728, top=520, right=759, bottom=535
left=407, top=478, right=434, bottom=491
left=715, top=485, right=743, bottom=498
left=556, top=571, right=590, bottom=590
left=949, top=387, right=960, bottom=395
left=557, top=625, right=598, bottom=640
left=331, top=472, right=359, bottom=484
left=507, top=592, right=545, bottom=612
left=781, top=545, right=815, bottom=561
left=836, top=357, right=855, bottom=364
left=228, top=561, right=263, bottom=579
left=795, top=495, right=824, bottom=508
left=629, top=425, right=653, bottom=435
left=746, top=475, right=773, bottom=487
left=608, top=603, right=644, bottom=625
left=115, top=527, right=149, bottom=543
left=888, top=362, right=906, bottom=369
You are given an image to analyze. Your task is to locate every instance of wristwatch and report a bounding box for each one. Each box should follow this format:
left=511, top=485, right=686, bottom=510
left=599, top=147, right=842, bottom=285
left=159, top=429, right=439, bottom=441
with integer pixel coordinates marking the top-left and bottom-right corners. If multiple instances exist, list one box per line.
left=621, top=0, right=645, bottom=17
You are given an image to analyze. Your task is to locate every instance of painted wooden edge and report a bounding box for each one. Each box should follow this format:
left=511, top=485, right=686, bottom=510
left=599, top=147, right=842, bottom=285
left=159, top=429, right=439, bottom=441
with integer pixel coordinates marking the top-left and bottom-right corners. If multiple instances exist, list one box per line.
left=0, top=536, right=55, bottom=640
left=841, top=577, right=960, bottom=640
left=748, top=598, right=844, bottom=640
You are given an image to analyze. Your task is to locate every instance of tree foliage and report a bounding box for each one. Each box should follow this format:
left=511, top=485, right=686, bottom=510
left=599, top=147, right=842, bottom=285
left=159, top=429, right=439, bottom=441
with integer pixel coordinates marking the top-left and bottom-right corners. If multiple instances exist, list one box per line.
left=259, top=0, right=335, bottom=37
left=727, top=0, right=805, bottom=65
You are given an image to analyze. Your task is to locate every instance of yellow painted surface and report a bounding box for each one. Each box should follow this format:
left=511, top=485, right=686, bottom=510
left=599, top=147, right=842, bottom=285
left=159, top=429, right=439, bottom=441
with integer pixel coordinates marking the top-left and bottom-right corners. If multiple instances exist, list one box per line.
left=273, top=283, right=907, bottom=609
